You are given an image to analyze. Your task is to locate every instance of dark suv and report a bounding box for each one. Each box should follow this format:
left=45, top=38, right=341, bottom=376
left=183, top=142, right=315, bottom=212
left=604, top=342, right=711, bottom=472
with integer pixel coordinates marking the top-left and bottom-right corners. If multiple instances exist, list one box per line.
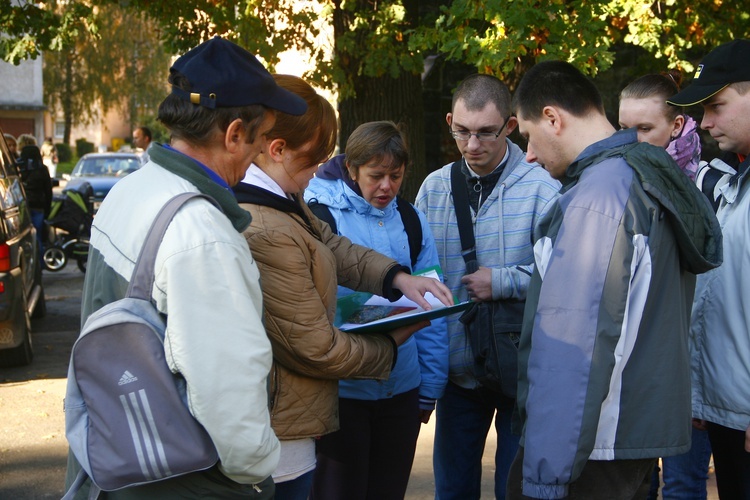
left=0, top=129, right=46, bottom=367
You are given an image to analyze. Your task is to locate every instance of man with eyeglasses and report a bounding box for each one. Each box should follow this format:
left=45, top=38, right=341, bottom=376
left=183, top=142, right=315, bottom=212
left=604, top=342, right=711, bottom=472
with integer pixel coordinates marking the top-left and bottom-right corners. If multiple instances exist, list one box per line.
left=416, top=73, right=560, bottom=499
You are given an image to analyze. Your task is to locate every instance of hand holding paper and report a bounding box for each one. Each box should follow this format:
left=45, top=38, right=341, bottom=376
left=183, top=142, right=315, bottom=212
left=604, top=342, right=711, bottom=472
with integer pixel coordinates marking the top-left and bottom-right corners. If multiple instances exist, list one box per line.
left=387, top=320, right=431, bottom=346
left=392, top=271, right=454, bottom=310
left=335, top=267, right=470, bottom=334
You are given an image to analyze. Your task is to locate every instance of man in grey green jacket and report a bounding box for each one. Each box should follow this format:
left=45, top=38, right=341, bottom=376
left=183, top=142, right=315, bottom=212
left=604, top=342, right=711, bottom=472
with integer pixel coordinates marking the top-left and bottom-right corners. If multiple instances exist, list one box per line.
left=509, top=61, right=721, bottom=499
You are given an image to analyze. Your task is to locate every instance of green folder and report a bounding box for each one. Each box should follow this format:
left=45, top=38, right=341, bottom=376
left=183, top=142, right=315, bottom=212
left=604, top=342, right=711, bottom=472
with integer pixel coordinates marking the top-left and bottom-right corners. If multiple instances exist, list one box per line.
left=334, top=266, right=471, bottom=334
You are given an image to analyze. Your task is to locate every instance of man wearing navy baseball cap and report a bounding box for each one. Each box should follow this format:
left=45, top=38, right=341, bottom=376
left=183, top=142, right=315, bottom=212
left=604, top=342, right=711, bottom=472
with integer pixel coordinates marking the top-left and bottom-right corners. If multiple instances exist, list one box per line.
left=64, top=37, right=306, bottom=499
left=670, top=39, right=750, bottom=500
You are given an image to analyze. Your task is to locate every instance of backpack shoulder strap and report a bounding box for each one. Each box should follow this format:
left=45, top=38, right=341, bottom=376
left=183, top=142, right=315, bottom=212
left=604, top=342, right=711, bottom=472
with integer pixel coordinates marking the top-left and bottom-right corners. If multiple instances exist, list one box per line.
left=307, top=199, right=338, bottom=234
left=127, top=193, right=221, bottom=300
left=308, top=196, right=423, bottom=270
left=395, top=195, right=423, bottom=270
left=449, top=160, right=478, bottom=273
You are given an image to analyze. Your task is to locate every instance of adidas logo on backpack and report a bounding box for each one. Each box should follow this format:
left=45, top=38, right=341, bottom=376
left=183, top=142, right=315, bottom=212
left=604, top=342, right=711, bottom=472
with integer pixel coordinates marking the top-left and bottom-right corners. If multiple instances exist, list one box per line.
left=118, top=371, right=138, bottom=386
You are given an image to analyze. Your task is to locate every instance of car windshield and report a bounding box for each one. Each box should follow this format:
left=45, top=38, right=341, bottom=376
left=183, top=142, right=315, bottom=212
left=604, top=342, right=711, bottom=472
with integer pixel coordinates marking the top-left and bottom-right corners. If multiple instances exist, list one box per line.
left=73, top=157, right=141, bottom=177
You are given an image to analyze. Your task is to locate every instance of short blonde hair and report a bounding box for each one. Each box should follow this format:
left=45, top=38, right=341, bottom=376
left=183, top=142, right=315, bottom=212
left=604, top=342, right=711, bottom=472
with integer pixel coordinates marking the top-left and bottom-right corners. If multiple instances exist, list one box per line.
left=17, top=134, right=37, bottom=148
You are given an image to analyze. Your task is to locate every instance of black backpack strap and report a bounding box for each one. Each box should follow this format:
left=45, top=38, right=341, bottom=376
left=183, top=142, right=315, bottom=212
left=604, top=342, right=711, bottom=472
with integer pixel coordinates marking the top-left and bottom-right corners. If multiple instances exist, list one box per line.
left=450, top=160, right=479, bottom=273
left=309, top=196, right=422, bottom=270
left=395, top=195, right=423, bottom=270
left=307, top=199, right=338, bottom=234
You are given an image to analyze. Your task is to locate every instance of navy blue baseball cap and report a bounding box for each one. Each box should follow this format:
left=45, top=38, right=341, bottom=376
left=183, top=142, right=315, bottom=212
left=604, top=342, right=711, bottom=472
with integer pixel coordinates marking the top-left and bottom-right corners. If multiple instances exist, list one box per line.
left=170, top=36, right=307, bottom=115
left=667, top=39, right=750, bottom=106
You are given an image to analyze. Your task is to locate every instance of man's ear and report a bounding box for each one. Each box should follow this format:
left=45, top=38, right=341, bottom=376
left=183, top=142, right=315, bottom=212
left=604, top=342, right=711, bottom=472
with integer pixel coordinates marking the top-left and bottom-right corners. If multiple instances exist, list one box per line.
left=224, top=118, right=245, bottom=152
left=266, top=138, right=287, bottom=162
left=446, top=113, right=453, bottom=127
left=542, top=106, right=563, bottom=134
left=504, top=116, right=518, bottom=135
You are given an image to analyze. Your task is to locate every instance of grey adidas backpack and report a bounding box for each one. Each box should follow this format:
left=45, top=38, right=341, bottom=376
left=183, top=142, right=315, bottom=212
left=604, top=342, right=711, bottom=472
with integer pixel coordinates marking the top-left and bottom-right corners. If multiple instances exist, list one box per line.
left=63, top=193, right=220, bottom=499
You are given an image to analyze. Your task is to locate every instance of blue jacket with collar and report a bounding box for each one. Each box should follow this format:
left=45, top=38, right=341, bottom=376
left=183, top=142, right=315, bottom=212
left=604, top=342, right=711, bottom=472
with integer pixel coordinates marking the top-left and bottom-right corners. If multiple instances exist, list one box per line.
left=304, top=155, right=449, bottom=402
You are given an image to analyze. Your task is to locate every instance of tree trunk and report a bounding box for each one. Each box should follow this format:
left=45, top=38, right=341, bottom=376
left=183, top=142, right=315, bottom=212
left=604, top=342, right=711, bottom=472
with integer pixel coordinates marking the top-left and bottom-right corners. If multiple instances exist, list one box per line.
left=62, top=48, right=74, bottom=146
left=338, top=74, right=425, bottom=202
left=333, top=0, right=426, bottom=202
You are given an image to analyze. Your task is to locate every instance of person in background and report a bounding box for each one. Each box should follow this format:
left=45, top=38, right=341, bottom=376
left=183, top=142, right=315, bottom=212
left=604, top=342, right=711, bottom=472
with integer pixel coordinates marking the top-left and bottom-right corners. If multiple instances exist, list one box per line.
left=667, top=39, right=750, bottom=499
left=16, top=134, right=52, bottom=253
left=415, top=74, right=560, bottom=499
left=304, top=121, right=449, bottom=499
left=619, top=72, right=701, bottom=181
left=233, top=75, right=453, bottom=500
left=64, top=36, right=309, bottom=499
left=619, top=72, right=713, bottom=500
left=508, top=60, right=721, bottom=500
left=4, top=133, right=18, bottom=159
left=133, top=126, right=153, bottom=164
left=40, top=136, right=58, bottom=178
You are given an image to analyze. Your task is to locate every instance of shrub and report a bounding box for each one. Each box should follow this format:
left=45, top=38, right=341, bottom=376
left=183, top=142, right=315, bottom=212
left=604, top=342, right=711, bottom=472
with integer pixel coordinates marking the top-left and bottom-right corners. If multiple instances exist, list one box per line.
left=56, top=143, right=72, bottom=163
left=75, top=138, right=95, bottom=157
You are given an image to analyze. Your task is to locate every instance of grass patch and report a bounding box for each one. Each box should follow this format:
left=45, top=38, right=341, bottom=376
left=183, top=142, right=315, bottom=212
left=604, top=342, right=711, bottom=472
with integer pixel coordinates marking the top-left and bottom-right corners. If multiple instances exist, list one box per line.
left=55, top=157, right=78, bottom=178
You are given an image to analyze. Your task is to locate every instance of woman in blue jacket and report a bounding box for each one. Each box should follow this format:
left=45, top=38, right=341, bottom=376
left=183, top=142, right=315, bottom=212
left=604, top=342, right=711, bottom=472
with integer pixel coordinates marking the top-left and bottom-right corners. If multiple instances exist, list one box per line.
left=304, top=121, right=449, bottom=500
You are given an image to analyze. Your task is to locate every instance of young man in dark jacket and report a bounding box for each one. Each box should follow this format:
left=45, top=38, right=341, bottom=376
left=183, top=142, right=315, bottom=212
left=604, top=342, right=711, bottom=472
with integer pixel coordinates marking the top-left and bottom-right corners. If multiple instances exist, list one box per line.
left=509, top=61, right=722, bottom=499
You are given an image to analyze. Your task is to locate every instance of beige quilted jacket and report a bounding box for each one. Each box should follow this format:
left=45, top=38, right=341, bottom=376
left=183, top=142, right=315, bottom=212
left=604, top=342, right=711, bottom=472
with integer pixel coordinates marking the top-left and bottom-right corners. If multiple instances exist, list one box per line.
left=239, top=198, right=398, bottom=439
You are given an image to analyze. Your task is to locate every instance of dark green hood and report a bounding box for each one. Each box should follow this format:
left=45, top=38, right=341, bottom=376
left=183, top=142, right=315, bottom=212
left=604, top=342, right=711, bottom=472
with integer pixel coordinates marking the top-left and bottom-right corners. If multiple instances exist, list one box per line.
left=150, top=143, right=252, bottom=232
left=566, top=139, right=722, bottom=275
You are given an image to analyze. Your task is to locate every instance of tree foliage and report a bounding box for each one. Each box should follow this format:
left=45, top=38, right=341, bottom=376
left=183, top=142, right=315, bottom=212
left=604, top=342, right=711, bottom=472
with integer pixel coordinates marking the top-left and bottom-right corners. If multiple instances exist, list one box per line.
left=86, top=6, right=172, bottom=129
left=0, top=1, right=97, bottom=64
left=410, top=0, right=749, bottom=88
left=4, top=0, right=748, bottom=190
left=37, top=3, right=171, bottom=144
left=5, top=0, right=749, bottom=89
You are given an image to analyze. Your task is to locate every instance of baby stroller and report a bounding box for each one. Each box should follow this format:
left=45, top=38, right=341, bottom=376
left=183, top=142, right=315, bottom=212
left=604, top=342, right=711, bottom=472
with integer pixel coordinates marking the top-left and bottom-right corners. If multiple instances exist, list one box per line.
left=43, top=182, right=94, bottom=272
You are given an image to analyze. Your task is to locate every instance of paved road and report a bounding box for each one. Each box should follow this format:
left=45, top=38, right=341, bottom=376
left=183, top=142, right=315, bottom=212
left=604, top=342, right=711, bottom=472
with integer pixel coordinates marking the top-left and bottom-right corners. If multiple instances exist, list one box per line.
left=0, top=266, right=718, bottom=499
left=0, top=267, right=83, bottom=499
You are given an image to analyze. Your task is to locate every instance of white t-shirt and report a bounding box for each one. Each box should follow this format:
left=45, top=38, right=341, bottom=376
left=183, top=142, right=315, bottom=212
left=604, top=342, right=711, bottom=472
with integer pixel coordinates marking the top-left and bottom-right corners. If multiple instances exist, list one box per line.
left=272, top=438, right=316, bottom=483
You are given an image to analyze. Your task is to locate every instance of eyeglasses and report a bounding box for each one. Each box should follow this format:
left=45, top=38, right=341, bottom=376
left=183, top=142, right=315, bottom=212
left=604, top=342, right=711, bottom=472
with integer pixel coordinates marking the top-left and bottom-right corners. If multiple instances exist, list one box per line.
left=449, top=116, right=511, bottom=142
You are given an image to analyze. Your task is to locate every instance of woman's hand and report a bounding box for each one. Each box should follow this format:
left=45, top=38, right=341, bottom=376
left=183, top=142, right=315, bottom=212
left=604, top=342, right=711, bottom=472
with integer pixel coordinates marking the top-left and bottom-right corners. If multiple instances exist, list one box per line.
left=392, top=272, right=454, bottom=310
left=386, top=320, right=430, bottom=346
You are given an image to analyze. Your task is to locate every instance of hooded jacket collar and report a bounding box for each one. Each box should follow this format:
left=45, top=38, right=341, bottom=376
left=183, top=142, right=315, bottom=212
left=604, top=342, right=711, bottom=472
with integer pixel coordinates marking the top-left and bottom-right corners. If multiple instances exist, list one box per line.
left=317, top=154, right=361, bottom=195
left=149, top=143, right=252, bottom=232
left=564, top=129, right=722, bottom=274
left=233, top=182, right=312, bottom=227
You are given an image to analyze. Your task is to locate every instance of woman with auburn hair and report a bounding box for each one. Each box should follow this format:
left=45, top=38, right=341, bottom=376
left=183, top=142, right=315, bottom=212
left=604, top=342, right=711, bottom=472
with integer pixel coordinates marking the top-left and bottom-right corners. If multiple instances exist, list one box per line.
left=232, top=75, right=453, bottom=500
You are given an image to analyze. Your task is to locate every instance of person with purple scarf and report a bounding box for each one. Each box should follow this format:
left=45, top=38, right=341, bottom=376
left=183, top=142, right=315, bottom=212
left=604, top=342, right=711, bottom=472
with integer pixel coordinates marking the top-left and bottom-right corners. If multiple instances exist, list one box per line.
left=619, top=73, right=712, bottom=500
left=619, top=72, right=702, bottom=181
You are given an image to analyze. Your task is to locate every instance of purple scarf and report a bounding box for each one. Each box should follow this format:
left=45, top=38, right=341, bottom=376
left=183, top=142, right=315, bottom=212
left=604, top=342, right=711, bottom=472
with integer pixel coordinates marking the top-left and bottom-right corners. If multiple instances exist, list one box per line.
left=666, top=115, right=701, bottom=181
